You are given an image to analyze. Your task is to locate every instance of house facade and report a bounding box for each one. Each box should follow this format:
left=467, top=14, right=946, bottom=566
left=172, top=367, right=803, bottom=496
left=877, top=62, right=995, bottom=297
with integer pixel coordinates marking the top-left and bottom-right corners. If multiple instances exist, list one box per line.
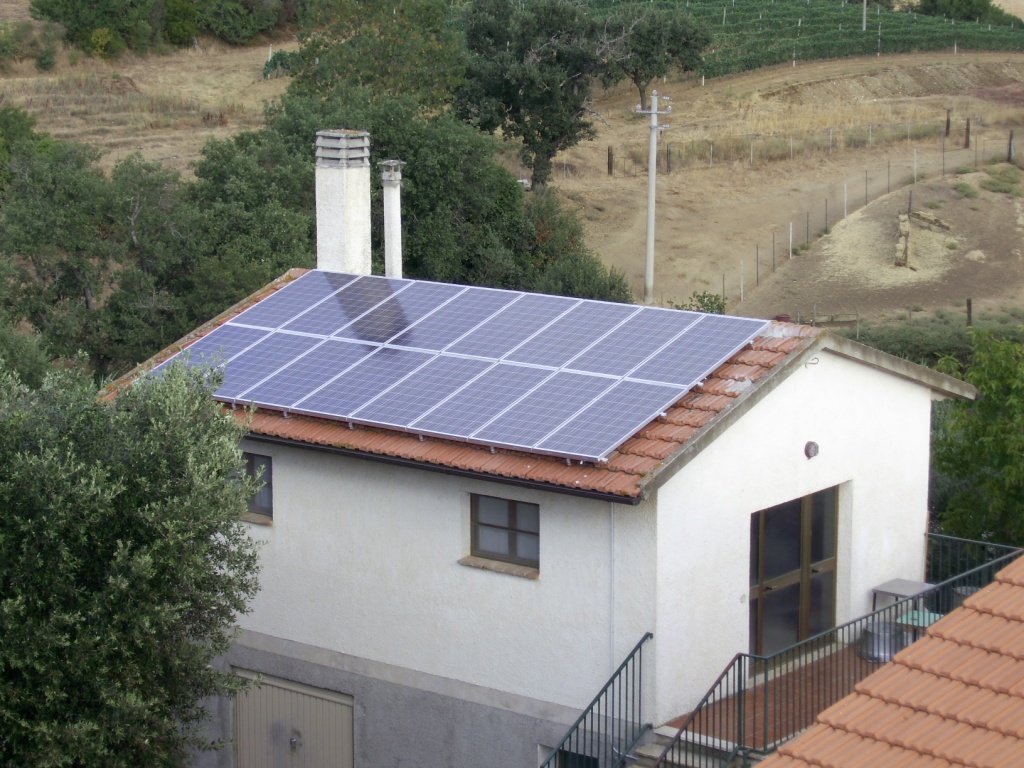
left=127, top=129, right=975, bottom=767
left=152, top=272, right=974, bottom=767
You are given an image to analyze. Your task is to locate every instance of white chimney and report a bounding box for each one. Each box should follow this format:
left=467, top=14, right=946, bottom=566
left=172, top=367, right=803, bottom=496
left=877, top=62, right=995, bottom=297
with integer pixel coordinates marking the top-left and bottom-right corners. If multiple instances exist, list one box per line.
left=380, top=159, right=405, bottom=279
left=315, top=129, right=371, bottom=275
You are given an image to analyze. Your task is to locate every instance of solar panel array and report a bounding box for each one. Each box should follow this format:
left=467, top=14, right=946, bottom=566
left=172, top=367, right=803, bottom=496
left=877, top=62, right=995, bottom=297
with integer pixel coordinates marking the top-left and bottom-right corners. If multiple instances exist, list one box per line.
left=159, top=271, right=769, bottom=463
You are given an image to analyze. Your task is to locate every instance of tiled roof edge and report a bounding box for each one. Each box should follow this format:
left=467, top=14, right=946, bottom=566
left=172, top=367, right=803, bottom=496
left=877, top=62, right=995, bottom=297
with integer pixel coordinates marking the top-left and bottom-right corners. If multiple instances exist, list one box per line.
left=636, top=330, right=823, bottom=497
left=244, top=431, right=647, bottom=505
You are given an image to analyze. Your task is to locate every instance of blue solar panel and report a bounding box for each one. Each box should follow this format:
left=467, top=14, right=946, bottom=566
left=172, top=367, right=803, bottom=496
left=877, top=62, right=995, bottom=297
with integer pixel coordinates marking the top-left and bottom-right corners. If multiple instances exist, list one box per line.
left=390, top=287, right=519, bottom=351
left=352, top=355, right=493, bottom=427
left=537, top=380, right=687, bottom=458
left=236, top=339, right=375, bottom=408
left=175, top=325, right=270, bottom=368
left=410, top=363, right=552, bottom=436
left=333, top=280, right=464, bottom=344
left=505, top=301, right=639, bottom=368
left=283, top=275, right=409, bottom=336
left=232, top=271, right=357, bottom=330
left=293, top=348, right=433, bottom=418
left=473, top=371, right=616, bottom=449
left=218, top=333, right=322, bottom=399
left=447, top=293, right=577, bottom=359
left=567, top=307, right=702, bottom=377
left=164, top=270, right=770, bottom=463
left=631, top=314, right=769, bottom=387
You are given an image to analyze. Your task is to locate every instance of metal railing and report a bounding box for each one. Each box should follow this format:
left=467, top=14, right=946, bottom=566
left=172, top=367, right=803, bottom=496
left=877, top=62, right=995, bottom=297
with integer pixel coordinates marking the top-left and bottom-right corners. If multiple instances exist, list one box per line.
left=653, top=535, right=1022, bottom=768
left=540, top=632, right=653, bottom=768
left=926, top=533, right=1022, bottom=586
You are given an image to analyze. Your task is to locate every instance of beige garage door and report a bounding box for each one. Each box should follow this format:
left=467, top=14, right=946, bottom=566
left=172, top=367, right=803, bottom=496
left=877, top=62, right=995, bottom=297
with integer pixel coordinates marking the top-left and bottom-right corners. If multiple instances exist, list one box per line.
left=234, top=670, right=354, bottom=768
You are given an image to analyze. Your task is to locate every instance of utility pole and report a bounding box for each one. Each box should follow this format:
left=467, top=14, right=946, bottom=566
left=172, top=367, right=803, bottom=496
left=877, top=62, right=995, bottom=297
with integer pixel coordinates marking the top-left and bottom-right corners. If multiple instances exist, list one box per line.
left=638, top=90, right=672, bottom=304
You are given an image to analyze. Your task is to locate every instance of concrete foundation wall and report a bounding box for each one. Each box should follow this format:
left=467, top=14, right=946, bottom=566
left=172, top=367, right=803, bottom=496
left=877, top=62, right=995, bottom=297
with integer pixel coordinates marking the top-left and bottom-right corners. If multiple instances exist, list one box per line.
left=195, top=631, right=578, bottom=768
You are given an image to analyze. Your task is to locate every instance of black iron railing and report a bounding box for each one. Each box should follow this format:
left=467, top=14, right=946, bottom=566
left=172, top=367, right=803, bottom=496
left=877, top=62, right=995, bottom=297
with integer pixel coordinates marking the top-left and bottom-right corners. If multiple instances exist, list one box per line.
left=653, top=535, right=1022, bottom=768
left=540, top=632, right=653, bottom=768
left=926, top=533, right=1021, bottom=585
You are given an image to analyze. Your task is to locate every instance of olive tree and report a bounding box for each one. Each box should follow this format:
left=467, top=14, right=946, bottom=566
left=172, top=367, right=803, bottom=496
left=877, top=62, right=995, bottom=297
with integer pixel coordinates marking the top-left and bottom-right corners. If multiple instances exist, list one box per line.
left=0, top=361, right=261, bottom=766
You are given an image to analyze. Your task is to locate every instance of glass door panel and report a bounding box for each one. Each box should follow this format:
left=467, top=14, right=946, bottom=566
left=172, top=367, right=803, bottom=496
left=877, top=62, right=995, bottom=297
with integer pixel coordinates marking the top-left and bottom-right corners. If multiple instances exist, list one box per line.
left=749, top=487, right=838, bottom=656
left=762, top=583, right=802, bottom=655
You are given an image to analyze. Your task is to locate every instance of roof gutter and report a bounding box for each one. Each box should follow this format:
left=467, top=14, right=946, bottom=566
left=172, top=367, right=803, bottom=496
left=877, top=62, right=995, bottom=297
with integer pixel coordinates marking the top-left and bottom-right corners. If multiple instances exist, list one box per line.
left=243, top=432, right=646, bottom=506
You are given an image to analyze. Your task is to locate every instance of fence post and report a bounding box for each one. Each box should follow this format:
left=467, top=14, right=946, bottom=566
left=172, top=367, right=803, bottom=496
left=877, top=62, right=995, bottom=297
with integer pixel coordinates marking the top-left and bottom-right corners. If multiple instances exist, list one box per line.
left=965, top=118, right=971, bottom=149
left=1009, top=130, right=1015, bottom=162
left=608, top=146, right=614, bottom=176
left=945, top=108, right=951, bottom=137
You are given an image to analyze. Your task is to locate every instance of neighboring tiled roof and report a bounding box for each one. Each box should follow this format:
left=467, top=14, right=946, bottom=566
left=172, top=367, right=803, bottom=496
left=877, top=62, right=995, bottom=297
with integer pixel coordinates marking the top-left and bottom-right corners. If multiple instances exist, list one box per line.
left=761, top=556, right=1024, bottom=768
left=107, top=269, right=973, bottom=502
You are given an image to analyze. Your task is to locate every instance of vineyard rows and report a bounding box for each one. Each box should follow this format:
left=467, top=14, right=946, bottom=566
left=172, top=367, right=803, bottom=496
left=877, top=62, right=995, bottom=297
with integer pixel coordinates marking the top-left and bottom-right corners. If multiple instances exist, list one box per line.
left=589, top=0, right=1024, bottom=77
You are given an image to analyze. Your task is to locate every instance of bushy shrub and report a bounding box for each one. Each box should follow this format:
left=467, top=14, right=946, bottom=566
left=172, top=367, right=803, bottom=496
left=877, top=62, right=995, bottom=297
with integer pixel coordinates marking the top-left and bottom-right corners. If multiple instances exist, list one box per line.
left=35, top=43, right=56, bottom=70
left=199, top=0, right=278, bottom=45
left=263, top=49, right=302, bottom=79
left=165, top=0, right=200, bottom=46
left=90, top=27, right=127, bottom=59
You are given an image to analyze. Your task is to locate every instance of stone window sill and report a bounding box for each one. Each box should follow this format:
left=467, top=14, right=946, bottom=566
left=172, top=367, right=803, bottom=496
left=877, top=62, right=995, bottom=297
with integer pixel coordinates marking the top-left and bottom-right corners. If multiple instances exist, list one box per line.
left=241, top=512, right=273, bottom=526
left=459, top=555, right=538, bottom=580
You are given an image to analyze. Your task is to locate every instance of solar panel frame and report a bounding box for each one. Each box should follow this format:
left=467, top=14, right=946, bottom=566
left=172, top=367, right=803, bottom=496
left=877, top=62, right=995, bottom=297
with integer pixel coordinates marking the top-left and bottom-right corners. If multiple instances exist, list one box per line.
left=159, top=271, right=770, bottom=464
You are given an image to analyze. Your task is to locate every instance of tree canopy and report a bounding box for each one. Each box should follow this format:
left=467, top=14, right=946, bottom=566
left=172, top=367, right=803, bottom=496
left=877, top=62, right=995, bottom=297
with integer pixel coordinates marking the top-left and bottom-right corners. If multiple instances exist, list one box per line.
left=0, top=360, right=261, bottom=766
left=293, top=0, right=464, bottom=107
left=455, top=0, right=611, bottom=187
left=603, top=5, right=711, bottom=110
left=934, top=330, right=1024, bottom=545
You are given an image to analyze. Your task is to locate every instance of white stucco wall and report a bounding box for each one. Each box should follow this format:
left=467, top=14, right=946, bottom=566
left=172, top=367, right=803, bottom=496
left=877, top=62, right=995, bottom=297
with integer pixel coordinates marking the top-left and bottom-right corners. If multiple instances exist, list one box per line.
left=650, top=349, right=936, bottom=723
left=238, top=445, right=658, bottom=712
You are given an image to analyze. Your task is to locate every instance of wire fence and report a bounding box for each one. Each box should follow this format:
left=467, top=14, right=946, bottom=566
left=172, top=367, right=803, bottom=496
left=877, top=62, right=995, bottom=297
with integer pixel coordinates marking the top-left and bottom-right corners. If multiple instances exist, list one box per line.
left=555, top=118, right=1020, bottom=312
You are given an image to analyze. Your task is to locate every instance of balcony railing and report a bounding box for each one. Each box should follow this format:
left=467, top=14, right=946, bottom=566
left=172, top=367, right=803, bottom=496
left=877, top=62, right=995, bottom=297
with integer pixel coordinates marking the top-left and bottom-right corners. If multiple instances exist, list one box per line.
left=540, top=632, right=653, bottom=768
left=653, top=534, right=1023, bottom=768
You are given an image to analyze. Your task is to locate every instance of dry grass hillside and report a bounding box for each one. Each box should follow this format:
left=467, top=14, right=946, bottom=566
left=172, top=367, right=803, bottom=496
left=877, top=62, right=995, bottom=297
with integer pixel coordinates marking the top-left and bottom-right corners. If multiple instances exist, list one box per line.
left=3, top=0, right=1024, bottom=323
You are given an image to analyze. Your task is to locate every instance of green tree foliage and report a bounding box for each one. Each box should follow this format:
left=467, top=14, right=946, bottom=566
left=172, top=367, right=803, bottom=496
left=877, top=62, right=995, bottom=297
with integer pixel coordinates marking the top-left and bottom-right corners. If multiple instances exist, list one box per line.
left=918, top=0, right=1021, bottom=25
left=603, top=5, right=711, bottom=111
left=0, top=360, right=261, bottom=766
left=456, top=0, right=612, bottom=188
left=1, top=136, right=122, bottom=364
left=30, top=0, right=286, bottom=51
left=30, top=0, right=157, bottom=54
left=934, top=331, right=1024, bottom=545
left=165, top=0, right=200, bottom=46
left=0, top=110, right=317, bottom=376
left=671, top=290, right=727, bottom=314
left=293, top=0, right=464, bottom=106
left=198, top=0, right=280, bottom=46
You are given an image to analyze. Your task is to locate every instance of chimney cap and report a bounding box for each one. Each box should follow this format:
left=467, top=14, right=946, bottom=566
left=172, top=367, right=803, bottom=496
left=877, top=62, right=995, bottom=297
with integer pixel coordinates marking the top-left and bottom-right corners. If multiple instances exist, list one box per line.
left=379, top=159, right=406, bottom=182
left=316, top=129, right=370, bottom=169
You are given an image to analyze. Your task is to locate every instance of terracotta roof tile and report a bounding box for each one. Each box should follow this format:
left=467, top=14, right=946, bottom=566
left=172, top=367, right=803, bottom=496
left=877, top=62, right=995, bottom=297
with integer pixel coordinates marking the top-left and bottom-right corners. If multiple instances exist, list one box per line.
left=637, top=422, right=698, bottom=442
left=761, top=554, right=1024, bottom=768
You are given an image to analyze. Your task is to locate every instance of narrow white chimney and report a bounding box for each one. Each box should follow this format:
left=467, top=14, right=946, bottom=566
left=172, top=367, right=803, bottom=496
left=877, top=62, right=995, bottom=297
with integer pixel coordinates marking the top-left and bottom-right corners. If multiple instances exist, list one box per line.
left=315, top=129, right=371, bottom=275
left=380, top=159, right=405, bottom=279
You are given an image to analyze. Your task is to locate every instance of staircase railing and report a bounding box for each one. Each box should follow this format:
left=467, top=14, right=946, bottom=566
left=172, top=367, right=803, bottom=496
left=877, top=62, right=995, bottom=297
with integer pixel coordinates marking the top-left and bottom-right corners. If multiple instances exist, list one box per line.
left=540, top=632, right=653, bottom=768
left=653, top=536, right=1022, bottom=768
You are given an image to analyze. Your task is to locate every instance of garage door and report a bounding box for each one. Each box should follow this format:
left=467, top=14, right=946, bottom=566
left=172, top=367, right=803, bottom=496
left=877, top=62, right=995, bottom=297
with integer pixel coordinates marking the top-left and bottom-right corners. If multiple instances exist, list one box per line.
left=234, top=670, right=354, bottom=768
